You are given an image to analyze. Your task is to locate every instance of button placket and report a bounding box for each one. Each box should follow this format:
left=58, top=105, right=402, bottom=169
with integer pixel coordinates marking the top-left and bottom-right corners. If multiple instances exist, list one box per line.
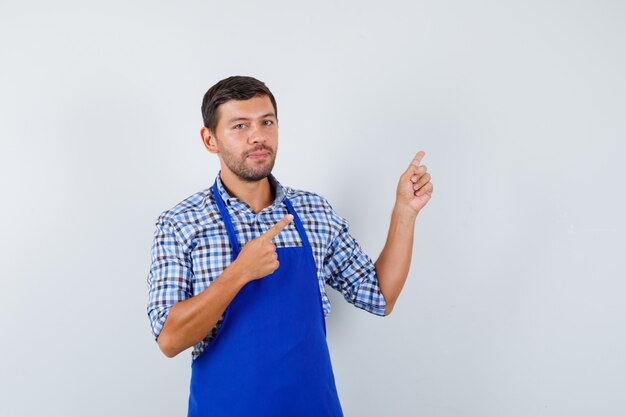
left=254, top=213, right=264, bottom=235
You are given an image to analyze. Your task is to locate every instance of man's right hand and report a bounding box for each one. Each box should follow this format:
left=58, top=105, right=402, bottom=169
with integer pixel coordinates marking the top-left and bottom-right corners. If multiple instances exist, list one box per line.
left=233, top=214, right=294, bottom=282
left=156, top=213, right=295, bottom=358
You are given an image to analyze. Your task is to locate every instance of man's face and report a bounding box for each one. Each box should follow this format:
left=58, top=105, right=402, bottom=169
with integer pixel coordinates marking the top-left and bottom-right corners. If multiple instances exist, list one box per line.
left=210, top=95, right=278, bottom=182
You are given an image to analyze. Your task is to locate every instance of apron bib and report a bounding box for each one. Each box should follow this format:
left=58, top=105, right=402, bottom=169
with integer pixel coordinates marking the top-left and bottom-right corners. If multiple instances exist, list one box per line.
left=187, top=181, right=344, bottom=417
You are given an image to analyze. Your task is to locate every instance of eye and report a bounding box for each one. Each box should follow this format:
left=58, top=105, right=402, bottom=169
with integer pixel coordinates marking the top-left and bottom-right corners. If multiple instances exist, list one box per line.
left=234, top=123, right=246, bottom=129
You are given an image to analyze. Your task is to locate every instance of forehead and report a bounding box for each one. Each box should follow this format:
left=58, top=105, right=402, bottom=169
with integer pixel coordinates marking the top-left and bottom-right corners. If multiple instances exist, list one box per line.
left=217, top=95, right=275, bottom=125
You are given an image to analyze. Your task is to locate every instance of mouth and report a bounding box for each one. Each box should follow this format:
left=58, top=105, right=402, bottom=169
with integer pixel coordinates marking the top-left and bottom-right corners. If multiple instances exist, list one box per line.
left=247, top=151, right=271, bottom=160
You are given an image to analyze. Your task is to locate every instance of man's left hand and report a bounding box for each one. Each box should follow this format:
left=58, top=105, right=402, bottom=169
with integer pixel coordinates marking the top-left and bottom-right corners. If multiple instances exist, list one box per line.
left=395, top=150, right=434, bottom=215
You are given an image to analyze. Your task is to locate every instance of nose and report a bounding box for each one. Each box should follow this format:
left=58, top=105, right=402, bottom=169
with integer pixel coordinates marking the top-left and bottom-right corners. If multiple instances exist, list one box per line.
left=248, top=123, right=268, bottom=144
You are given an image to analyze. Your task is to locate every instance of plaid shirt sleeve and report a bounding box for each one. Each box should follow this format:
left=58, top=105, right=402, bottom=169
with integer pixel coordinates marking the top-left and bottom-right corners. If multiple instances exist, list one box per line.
left=321, top=198, right=387, bottom=316
left=146, top=216, right=193, bottom=340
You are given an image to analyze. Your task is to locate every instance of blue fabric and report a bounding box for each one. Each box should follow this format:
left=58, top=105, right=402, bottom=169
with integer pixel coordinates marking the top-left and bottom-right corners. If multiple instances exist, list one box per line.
left=187, top=181, right=344, bottom=416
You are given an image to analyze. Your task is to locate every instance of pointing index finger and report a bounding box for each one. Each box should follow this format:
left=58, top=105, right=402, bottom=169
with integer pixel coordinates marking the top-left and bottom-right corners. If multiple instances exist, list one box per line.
left=407, top=151, right=425, bottom=174
left=262, top=214, right=294, bottom=240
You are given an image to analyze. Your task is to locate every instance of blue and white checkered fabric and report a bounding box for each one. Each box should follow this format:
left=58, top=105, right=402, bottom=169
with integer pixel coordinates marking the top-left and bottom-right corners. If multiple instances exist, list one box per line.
left=147, top=170, right=386, bottom=360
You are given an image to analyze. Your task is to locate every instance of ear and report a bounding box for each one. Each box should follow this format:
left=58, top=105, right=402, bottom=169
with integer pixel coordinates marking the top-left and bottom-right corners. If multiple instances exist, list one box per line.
left=201, top=127, right=219, bottom=154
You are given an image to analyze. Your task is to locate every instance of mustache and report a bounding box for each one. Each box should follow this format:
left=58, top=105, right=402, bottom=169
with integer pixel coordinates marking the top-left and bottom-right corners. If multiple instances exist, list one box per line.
left=246, top=146, right=273, bottom=157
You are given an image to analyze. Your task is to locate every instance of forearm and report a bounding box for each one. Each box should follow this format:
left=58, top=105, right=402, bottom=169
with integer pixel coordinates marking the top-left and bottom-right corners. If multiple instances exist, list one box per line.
left=157, top=262, right=249, bottom=358
left=156, top=215, right=294, bottom=358
left=374, top=204, right=418, bottom=315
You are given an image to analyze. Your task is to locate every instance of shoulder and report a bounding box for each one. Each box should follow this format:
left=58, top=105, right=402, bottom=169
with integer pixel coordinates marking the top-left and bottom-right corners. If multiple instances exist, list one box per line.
left=282, top=185, right=346, bottom=230
left=154, top=188, right=221, bottom=242
left=285, top=185, right=324, bottom=206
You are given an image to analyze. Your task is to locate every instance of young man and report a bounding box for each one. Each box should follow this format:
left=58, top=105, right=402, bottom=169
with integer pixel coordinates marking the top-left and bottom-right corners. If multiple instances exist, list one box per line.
left=146, top=75, right=433, bottom=416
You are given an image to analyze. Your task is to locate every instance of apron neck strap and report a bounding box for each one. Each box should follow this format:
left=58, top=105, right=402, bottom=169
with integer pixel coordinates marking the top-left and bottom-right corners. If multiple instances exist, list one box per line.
left=283, top=197, right=311, bottom=248
left=212, top=181, right=241, bottom=260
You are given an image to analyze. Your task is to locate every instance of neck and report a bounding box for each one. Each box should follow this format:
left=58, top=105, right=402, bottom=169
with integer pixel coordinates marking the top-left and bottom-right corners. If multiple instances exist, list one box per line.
left=219, top=169, right=275, bottom=214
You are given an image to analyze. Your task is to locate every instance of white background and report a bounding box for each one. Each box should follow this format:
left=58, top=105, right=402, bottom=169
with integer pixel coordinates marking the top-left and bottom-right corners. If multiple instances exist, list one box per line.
left=1, top=0, right=625, bottom=416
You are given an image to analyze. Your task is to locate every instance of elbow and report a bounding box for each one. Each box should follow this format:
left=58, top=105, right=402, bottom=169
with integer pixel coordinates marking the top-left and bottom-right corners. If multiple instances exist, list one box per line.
left=157, top=332, right=181, bottom=358
left=384, top=301, right=396, bottom=316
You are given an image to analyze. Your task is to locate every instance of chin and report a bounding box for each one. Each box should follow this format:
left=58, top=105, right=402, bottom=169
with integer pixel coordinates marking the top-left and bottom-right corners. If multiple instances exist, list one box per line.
left=240, top=168, right=273, bottom=182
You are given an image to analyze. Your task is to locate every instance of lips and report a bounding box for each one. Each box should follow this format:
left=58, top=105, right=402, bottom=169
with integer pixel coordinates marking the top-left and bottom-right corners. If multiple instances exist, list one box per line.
left=247, top=151, right=271, bottom=159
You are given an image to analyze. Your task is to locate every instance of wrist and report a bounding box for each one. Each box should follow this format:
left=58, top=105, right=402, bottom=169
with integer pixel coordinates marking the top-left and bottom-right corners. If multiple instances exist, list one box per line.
left=225, top=260, right=251, bottom=287
left=392, top=202, right=418, bottom=223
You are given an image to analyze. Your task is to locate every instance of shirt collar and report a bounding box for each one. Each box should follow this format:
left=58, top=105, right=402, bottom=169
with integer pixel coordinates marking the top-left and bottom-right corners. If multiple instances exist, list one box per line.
left=214, top=170, right=286, bottom=210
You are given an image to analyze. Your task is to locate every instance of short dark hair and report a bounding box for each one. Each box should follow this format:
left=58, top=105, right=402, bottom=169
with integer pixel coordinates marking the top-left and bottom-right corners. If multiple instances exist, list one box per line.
left=201, top=75, right=278, bottom=134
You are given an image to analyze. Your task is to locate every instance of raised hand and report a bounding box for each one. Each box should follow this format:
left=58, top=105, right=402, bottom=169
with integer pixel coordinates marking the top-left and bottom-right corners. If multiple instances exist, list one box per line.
left=396, top=150, right=434, bottom=215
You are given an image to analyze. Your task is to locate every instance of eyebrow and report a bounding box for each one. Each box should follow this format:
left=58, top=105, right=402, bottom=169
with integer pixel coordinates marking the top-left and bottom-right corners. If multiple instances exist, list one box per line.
left=227, top=112, right=276, bottom=124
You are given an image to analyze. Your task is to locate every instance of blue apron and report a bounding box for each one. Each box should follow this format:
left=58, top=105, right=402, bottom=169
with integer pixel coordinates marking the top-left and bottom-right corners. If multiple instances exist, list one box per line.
left=187, top=181, right=344, bottom=417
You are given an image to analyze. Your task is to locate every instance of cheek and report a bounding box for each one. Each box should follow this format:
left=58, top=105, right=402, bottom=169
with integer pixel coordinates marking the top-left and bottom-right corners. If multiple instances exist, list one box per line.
left=220, top=130, right=245, bottom=146
left=227, top=140, right=248, bottom=156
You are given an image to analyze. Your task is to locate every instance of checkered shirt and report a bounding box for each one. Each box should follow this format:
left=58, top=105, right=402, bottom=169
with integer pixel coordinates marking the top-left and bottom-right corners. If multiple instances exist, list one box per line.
left=146, top=171, right=387, bottom=360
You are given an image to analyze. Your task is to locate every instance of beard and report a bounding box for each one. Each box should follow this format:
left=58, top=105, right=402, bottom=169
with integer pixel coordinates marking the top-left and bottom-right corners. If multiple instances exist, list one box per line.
left=216, top=138, right=277, bottom=183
